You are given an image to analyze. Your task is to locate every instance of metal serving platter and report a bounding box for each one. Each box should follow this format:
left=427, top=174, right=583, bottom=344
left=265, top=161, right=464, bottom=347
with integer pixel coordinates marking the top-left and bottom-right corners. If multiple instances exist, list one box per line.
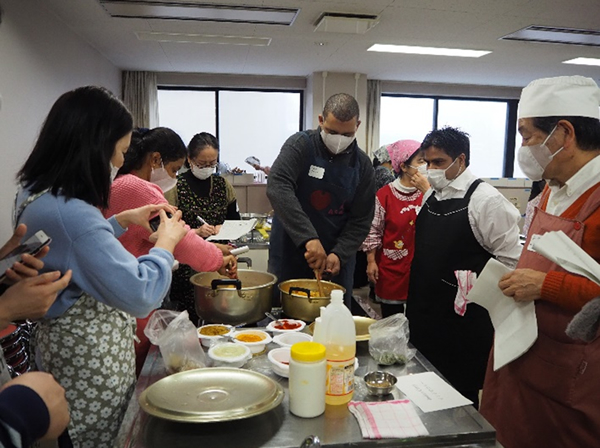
left=139, top=367, right=284, bottom=423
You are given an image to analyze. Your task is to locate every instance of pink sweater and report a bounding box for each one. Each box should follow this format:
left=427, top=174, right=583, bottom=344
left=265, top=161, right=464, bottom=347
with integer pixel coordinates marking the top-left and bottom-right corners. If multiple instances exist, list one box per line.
left=104, top=174, right=222, bottom=272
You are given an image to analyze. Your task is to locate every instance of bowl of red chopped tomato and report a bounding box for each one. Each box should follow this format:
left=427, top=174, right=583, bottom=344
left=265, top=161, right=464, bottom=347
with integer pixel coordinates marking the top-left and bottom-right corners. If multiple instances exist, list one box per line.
left=266, top=319, right=306, bottom=333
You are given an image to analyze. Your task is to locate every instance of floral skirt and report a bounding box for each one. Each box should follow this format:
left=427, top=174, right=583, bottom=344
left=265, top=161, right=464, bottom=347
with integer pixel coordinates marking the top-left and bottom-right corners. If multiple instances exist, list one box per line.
left=34, top=293, right=136, bottom=448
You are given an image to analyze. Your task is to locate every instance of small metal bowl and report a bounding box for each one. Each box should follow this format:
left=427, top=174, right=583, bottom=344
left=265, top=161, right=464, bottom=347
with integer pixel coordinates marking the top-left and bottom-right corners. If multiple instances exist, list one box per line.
left=363, top=371, right=398, bottom=396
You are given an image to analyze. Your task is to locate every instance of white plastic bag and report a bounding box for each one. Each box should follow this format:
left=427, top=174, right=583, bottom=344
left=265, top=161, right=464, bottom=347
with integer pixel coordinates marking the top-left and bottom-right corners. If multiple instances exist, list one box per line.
left=368, top=313, right=416, bottom=365
left=144, top=310, right=207, bottom=374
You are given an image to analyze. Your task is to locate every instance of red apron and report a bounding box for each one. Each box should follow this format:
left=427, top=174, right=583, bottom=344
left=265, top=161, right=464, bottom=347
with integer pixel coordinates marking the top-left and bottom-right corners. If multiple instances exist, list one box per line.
left=375, top=186, right=422, bottom=302
left=481, top=184, right=600, bottom=448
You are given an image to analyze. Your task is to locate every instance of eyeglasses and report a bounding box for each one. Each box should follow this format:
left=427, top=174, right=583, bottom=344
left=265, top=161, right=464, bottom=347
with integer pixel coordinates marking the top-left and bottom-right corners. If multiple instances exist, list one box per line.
left=191, top=160, right=218, bottom=169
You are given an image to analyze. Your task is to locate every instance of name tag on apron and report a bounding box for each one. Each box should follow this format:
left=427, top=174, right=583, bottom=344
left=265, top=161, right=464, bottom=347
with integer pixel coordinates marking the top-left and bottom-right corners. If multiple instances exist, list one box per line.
left=308, top=165, right=325, bottom=179
left=527, top=234, right=542, bottom=252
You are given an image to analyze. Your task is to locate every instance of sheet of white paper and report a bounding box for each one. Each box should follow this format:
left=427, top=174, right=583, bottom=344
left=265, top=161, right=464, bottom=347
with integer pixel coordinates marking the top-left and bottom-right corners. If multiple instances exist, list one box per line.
left=533, top=230, right=600, bottom=286
left=466, top=258, right=538, bottom=371
left=206, top=219, right=257, bottom=241
left=395, top=372, right=472, bottom=413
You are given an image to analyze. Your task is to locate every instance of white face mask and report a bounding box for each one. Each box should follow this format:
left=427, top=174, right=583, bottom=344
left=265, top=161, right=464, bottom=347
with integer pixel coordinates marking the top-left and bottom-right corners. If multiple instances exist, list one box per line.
left=150, top=163, right=177, bottom=193
left=409, top=164, right=428, bottom=175
left=110, top=163, right=120, bottom=183
left=427, top=158, right=460, bottom=191
left=320, top=129, right=355, bottom=155
left=517, top=126, right=564, bottom=181
left=191, top=165, right=215, bottom=180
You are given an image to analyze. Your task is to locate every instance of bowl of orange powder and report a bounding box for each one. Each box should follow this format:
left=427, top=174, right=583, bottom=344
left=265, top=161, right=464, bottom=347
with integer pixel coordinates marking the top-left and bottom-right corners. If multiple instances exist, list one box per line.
left=231, top=329, right=272, bottom=354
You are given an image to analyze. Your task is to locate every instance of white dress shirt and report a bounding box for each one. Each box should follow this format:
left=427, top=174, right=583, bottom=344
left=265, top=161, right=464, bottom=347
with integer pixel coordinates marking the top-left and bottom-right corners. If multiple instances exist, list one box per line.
left=422, top=168, right=522, bottom=268
left=546, top=154, right=600, bottom=216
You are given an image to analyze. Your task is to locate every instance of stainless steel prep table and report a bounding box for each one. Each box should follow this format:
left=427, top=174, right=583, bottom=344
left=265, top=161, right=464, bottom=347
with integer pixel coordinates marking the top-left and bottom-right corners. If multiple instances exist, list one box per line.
left=116, top=339, right=500, bottom=448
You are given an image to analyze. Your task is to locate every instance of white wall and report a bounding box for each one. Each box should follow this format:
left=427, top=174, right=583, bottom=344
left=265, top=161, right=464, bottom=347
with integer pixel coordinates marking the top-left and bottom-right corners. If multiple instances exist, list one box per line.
left=0, top=2, right=120, bottom=241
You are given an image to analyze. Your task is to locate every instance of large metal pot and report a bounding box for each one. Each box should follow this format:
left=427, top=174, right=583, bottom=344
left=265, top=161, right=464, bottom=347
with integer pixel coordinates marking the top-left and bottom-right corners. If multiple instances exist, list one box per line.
left=279, top=279, right=346, bottom=322
left=191, top=270, right=277, bottom=325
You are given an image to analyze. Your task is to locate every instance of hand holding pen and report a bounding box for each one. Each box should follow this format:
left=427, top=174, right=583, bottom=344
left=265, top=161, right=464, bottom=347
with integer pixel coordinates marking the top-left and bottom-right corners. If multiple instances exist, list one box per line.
left=195, top=214, right=217, bottom=238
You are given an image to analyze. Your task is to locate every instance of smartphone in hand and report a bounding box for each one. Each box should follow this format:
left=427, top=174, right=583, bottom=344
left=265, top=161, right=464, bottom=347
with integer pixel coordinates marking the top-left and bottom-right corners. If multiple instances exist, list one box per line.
left=149, top=212, right=173, bottom=232
left=0, top=230, right=52, bottom=280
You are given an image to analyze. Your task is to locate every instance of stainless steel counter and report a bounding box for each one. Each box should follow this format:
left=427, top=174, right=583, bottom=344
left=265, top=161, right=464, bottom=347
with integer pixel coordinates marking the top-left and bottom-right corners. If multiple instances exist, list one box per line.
left=116, top=339, right=499, bottom=448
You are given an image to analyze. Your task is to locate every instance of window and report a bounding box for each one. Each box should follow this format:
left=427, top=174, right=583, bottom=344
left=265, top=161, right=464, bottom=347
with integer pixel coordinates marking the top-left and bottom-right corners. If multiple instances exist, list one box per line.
left=437, top=99, right=508, bottom=178
left=380, top=94, right=518, bottom=177
left=379, top=96, right=434, bottom=146
left=158, top=88, right=302, bottom=174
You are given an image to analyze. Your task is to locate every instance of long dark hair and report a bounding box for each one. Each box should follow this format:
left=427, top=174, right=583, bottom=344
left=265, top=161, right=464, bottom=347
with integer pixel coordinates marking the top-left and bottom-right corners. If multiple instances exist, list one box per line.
left=17, top=86, right=133, bottom=208
left=119, top=127, right=186, bottom=175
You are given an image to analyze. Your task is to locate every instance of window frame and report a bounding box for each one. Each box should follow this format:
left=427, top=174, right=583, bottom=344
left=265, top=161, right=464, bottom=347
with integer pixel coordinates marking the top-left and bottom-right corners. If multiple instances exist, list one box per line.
left=381, top=93, right=519, bottom=177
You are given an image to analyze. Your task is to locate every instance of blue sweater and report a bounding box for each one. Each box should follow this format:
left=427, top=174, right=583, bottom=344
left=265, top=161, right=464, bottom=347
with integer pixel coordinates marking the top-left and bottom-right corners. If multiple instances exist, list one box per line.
left=15, top=189, right=174, bottom=319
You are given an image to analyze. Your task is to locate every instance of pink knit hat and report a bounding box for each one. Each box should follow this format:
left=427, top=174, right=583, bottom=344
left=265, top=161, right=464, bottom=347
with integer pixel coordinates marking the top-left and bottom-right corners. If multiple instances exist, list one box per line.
left=387, top=140, right=422, bottom=173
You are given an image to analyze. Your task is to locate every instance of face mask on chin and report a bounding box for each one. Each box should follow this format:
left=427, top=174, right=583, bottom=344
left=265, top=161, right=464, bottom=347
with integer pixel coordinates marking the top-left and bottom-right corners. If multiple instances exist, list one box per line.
left=320, top=129, right=355, bottom=155
left=191, top=165, right=215, bottom=180
left=517, top=126, right=564, bottom=181
left=426, top=158, right=461, bottom=191
left=150, top=163, right=177, bottom=193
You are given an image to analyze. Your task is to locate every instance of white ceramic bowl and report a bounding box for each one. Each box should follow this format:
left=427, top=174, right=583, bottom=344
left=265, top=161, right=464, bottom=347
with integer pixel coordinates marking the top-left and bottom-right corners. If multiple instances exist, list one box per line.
left=231, top=329, right=272, bottom=354
left=266, top=319, right=306, bottom=333
left=267, top=347, right=291, bottom=378
left=197, top=324, right=233, bottom=348
left=207, top=342, right=252, bottom=368
left=273, top=332, right=312, bottom=347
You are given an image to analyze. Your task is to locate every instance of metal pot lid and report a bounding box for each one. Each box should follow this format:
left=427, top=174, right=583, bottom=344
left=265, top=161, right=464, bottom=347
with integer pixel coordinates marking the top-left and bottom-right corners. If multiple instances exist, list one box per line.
left=139, top=368, right=284, bottom=423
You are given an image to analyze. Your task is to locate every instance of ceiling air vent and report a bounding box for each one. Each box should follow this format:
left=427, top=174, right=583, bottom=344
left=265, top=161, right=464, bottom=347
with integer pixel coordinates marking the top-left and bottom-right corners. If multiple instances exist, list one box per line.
left=501, top=25, right=600, bottom=47
left=314, top=12, right=379, bottom=34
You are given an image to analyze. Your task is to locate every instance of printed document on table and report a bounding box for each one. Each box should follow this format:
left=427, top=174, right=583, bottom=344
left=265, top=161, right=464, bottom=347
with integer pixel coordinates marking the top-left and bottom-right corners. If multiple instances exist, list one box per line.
left=532, top=230, right=600, bottom=286
left=395, top=372, right=472, bottom=413
left=207, top=219, right=257, bottom=241
left=466, top=258, right=537, bottom=371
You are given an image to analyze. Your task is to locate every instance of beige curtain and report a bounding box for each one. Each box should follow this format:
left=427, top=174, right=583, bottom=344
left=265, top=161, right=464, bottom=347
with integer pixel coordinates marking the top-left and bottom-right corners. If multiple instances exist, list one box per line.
left=122, top=71, right=158, bottom=128
left=365, top=79, right=381, bottom=156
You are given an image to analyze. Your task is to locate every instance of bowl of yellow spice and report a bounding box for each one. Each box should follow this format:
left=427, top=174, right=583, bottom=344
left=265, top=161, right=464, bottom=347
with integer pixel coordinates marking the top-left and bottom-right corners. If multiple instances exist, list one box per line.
left=231, top=329, right=272, bottom=354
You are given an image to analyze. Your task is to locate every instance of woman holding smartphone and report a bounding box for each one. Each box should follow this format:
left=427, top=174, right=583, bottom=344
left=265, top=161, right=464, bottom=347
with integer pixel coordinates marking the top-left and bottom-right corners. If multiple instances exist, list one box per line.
left=15, top=86, right=187, bottom=448
left=105, top=127, right=237, bottom=374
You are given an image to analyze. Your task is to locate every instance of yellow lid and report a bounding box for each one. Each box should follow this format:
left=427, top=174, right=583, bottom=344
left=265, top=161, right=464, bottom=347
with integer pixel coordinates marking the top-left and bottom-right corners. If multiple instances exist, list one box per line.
left=290, top=341, right=326, bottom=362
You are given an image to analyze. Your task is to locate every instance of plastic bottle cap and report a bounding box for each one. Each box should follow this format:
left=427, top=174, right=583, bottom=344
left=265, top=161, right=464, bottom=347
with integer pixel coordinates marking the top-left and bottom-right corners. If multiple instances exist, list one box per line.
left=290, top=341, right=326, bottom=362
left=330, top=289, right=344, bottom=303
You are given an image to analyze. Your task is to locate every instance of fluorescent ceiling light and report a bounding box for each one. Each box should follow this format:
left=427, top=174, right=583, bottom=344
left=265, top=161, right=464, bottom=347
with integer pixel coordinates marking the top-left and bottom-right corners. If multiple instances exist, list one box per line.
left=501, top=26, right=600, bottom=47
left=368, top=44, right=491, bottom=58
left=563, top=57, right=600, bottom=67
left=100, top=1, right=298, bottom=26
left=136, top=31, right=271, bottom=46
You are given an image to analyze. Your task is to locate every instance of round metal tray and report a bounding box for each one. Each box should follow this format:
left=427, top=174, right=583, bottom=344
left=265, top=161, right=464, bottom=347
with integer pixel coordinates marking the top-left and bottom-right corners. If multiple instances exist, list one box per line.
left=139, top=367, right=284, bottom=423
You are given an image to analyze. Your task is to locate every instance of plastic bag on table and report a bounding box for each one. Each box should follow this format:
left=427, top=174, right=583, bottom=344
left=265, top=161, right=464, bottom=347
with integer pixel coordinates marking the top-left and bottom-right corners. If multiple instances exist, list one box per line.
left=368, top=313, right=415, bottom=366
left=144, top=310, right=207, bottom=374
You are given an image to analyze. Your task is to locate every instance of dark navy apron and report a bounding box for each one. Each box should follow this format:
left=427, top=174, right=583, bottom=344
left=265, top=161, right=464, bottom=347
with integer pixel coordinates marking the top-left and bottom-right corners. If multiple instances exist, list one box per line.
left=406, top=179, right=493, bottom=402
left=269, top=132, right=361, bottom=305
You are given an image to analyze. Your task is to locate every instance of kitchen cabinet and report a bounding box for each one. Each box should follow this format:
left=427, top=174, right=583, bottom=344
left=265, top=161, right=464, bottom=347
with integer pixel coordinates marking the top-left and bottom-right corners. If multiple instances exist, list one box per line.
left=233, top=184, right=272, bottom=214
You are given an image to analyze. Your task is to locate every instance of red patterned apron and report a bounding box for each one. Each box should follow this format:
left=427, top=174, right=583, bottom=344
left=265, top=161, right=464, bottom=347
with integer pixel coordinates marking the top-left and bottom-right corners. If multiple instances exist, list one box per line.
left=481, top=183, right=600, bottom=448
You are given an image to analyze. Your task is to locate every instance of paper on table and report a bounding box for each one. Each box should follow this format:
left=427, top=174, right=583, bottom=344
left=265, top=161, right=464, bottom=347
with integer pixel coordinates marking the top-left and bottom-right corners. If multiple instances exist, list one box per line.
left=533, top=230, right=600, bottom=286
left=395, top=372, right=472, bottom=413
left=466, top=258, right=538, bottom=371
left=206, top=219, right=257, bottom=241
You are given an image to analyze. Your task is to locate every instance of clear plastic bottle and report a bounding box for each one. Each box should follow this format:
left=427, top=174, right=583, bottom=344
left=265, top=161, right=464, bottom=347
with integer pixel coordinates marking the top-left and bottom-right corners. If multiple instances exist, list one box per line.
left=323, top=289, right=356, bottom=405
left=289, top=341, right=327, bottom=418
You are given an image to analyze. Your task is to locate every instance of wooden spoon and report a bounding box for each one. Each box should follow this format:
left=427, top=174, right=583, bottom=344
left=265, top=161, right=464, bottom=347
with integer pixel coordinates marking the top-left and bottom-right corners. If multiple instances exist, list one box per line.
left=314, top=269, right=325, bottom=298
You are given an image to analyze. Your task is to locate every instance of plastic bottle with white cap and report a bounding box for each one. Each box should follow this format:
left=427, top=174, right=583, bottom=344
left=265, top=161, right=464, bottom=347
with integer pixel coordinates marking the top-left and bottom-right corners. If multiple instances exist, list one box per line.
left=322, top=289, right=356, bottom=405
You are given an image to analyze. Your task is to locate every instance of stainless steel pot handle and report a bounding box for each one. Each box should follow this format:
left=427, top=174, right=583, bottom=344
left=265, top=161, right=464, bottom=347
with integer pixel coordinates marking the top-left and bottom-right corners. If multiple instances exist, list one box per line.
left=211, top=278, right=242, bottom=290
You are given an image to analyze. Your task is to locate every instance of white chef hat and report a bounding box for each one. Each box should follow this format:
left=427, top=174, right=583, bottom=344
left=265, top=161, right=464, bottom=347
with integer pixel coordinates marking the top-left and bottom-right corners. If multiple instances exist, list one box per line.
left=518, top=75, right=600, bottom=120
